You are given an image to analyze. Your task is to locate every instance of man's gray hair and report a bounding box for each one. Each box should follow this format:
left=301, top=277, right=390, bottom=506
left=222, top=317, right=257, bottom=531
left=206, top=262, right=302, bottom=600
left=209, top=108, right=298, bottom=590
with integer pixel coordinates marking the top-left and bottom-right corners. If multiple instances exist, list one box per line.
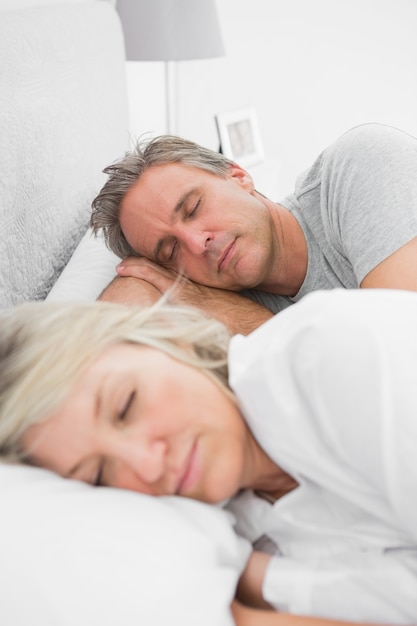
left=90, top=134, right=234, bottom=259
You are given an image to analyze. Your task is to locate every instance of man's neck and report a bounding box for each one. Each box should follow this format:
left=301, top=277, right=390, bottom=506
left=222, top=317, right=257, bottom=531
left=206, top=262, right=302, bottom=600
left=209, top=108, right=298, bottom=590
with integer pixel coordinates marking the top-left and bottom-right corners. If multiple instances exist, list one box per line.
left=258, top=200, right=308, bottom=296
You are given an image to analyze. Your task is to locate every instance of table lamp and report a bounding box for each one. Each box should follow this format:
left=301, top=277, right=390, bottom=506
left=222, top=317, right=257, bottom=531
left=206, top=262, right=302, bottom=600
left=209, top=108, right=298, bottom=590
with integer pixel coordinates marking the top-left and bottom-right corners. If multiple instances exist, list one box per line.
left=116, top=0, right=225, bottom=134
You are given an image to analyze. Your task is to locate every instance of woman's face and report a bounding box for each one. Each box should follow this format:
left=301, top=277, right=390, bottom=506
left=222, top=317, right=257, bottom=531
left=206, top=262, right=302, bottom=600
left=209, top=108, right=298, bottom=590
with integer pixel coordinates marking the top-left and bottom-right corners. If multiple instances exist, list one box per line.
left=22, top=343, right=251, bottom=504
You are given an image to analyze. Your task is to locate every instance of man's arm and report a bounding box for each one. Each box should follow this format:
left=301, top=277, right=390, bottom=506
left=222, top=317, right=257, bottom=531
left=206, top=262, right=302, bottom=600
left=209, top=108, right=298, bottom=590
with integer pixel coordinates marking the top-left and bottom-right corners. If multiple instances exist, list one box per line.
left=360, top=236, right=417, bottom=290
left=100, top=260, right=273, bottom=335
left=98, top=275, right=162, bottom=307
left=167, top=282, right=273, bottom=335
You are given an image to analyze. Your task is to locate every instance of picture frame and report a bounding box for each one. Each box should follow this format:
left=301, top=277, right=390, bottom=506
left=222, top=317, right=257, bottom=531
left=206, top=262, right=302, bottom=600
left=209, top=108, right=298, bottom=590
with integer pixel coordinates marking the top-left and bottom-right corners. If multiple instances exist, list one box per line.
left=215, top=106, right=264, bottom=167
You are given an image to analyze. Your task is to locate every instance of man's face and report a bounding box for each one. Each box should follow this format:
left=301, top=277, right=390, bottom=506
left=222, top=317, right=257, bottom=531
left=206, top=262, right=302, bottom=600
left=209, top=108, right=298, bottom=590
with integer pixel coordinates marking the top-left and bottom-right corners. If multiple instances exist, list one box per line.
left=119, top=162, right=277, bottom=291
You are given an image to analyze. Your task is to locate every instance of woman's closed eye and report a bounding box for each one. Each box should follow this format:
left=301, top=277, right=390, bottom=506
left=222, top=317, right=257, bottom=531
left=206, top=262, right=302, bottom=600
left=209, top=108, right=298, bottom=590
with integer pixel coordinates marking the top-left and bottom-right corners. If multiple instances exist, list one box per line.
left=93, top=391, right=135, bottom=487
left=119, top=391, right=136, bottom=422
left=94, top=460, right=105, bottom=487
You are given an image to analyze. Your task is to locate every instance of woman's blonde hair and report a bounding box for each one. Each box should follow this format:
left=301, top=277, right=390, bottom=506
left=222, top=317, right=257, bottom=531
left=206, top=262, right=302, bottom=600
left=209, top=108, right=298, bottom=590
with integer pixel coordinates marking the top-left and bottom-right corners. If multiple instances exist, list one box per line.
left=0, top=299, right=232, bottom=463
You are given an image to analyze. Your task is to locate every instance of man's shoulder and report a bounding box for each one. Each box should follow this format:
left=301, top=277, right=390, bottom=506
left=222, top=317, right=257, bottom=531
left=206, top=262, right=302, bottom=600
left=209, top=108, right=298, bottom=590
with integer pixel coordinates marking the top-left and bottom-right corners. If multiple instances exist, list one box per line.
left=327, top=122, right=417, bottom=158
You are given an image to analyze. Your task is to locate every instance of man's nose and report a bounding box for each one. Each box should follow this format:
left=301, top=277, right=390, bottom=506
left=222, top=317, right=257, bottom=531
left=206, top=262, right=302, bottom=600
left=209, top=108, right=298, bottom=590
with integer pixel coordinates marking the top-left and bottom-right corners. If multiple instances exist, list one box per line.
left=183, top=228, right=213, bottom=255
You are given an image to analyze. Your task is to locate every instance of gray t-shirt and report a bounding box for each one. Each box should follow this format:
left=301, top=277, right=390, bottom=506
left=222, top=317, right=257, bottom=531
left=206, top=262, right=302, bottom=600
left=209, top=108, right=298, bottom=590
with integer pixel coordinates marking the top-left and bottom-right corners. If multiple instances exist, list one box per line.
left=245, top=123, right=417, bottom=313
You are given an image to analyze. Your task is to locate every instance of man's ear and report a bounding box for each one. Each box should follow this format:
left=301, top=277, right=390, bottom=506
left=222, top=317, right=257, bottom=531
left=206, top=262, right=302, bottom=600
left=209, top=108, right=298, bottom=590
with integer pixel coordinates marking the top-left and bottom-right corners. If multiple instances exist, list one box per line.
left=227, top=163, right=255, bottom=192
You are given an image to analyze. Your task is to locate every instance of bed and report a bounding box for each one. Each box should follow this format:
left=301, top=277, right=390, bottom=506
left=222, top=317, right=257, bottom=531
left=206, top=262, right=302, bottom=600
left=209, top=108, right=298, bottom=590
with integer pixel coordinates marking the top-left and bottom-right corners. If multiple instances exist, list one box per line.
left=0, top=3, right=248, bottom=624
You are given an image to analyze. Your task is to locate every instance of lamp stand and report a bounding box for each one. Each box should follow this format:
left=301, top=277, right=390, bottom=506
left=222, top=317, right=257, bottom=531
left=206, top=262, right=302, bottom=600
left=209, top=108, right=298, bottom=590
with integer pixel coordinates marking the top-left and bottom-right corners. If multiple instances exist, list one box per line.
left=164, top=60, right=177, bottom=135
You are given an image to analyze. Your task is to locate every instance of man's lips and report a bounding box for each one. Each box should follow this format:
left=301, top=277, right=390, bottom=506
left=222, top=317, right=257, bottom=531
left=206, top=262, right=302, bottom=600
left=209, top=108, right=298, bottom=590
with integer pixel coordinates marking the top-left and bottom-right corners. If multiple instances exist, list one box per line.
left=217, top=239, right=236, bottom=273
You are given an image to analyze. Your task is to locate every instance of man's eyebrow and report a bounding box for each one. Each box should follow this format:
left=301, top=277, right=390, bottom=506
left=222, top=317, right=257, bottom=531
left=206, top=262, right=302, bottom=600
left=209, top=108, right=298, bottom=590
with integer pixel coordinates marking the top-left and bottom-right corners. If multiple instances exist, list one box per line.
left=153, top=189, right=196, bottom=261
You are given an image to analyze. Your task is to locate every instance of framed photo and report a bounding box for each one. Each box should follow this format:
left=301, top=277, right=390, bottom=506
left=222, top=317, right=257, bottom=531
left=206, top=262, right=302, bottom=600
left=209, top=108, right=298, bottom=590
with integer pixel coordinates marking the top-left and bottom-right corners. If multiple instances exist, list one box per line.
left=215, top=106, right=264, bottom=167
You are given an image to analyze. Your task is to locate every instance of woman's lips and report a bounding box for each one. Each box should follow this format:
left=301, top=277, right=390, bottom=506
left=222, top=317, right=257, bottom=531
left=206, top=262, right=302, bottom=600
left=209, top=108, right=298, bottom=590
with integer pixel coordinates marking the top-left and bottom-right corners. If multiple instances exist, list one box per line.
left=176, top=442, right=199, bottom=495
left=217, top=239, right=236, bottom=273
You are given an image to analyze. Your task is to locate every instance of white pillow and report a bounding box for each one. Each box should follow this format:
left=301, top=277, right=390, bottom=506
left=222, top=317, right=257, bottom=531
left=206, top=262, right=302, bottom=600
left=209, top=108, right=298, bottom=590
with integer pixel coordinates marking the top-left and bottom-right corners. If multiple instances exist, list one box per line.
left=0, top=463, right=250, bottom=626
left=46, top=228, right=120, bottom=302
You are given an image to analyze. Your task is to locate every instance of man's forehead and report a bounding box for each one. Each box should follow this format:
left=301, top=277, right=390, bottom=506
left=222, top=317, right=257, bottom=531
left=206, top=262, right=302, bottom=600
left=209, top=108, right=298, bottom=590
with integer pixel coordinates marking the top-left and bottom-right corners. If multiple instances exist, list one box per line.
left=124, top=162, right=199, bottom=206
left=143, top=161, right=202, bottom=183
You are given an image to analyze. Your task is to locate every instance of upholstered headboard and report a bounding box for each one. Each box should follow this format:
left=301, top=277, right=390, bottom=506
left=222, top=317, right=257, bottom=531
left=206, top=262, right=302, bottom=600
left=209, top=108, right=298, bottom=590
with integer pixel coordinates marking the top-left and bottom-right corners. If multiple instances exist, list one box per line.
left=0, top=1, right=128, bottom=307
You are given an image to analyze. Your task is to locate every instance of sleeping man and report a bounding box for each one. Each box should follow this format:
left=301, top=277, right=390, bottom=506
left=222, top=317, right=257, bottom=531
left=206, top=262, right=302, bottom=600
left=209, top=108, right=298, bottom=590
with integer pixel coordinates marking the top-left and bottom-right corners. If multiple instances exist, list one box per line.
left=90, top=122, right=417, bottom=334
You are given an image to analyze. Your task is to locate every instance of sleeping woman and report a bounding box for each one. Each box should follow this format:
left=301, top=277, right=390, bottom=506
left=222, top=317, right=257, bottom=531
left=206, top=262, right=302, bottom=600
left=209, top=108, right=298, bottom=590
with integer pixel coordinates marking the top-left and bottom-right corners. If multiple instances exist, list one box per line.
left=0, top=287, right=416, bottom=626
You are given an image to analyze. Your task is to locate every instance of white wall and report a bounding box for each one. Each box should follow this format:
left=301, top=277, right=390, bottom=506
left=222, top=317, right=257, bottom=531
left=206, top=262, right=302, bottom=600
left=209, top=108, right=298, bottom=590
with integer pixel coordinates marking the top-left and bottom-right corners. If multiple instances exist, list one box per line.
left=4, top=0, right=417, bottom=198
left=176, top=0, right=417, bottom=197
left=126, top=0, right=417, bottom=197
left=0, top=0, right=91, bottom=7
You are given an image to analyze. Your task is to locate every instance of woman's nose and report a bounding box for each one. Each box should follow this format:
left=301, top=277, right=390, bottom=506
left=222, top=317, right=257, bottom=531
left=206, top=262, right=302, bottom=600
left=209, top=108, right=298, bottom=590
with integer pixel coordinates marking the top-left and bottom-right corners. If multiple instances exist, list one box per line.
left=134, top=439, right=167, bottom=483
left=114, top=439, right=168, bottom=488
